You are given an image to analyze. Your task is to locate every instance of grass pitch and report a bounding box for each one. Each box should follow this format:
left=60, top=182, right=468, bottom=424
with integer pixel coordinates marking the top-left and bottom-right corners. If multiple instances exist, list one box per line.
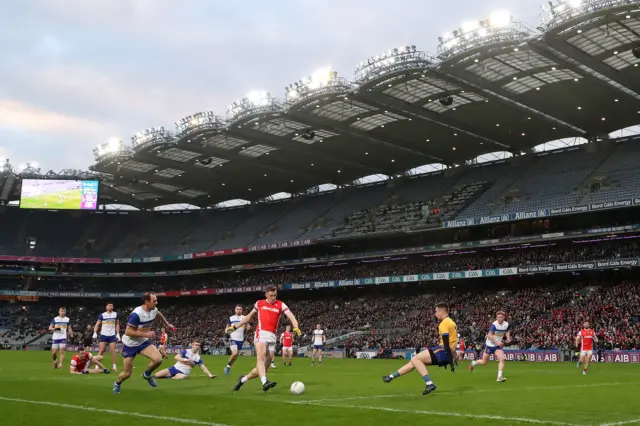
left=0, top=352, right=638, bottom=425
left=20, top=189, right=82, bottom=209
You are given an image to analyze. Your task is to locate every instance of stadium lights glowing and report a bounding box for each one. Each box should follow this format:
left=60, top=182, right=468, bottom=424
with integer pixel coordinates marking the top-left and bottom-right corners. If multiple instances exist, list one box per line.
left=541, top=0, right=633, bottom=28
left=355, top=45, right=433, bottom=83
left=93, top=138, right=131, bottom=162
left=175, top=111, right=221, bottom=135
left=437, top=10, right=533, bottom=60
left=131, top=126, right=172, bottom=151
left=227, top=91, right=280, bottom=122
left=285, top=67, right=351, bottom=103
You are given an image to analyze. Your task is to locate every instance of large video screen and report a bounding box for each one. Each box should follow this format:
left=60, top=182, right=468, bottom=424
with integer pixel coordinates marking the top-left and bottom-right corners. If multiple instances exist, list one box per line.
left=20, top=179, right=99, bottom=210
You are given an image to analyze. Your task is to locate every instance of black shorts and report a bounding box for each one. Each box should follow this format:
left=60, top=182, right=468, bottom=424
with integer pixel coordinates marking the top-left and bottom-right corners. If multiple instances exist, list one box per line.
left=83, top=339, right=93, bottom=347
left=428, top=346, right=451, bottom=367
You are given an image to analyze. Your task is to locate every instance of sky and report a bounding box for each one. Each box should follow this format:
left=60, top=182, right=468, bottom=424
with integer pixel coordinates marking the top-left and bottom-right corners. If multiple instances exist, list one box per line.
left=0, top=0, right=544, bottom=173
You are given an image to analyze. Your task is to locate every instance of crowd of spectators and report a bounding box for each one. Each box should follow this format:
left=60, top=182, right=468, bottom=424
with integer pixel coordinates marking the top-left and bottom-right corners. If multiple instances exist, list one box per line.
left=3, top=278, right=639, bottom=352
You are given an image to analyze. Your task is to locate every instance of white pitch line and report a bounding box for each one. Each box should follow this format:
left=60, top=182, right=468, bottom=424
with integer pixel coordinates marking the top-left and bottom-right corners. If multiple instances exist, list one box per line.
left=294, top=402, right=580, bottom=426
left=291, top=382, right=631, bottom=404
left=601, top=420, right=640, bottom=426
left=0, top=396, right=231, bottom=426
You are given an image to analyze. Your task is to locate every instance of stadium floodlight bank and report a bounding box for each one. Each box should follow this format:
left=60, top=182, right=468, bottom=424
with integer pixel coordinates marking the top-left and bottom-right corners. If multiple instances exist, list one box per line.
left=354, top=47, right=434, bottom=84
left=437, top=12, right=537, bottom=60
left=285, top=68, right=353, bottom=104
left=92, top=139, right=133, bottom=163
left=541, top=0, right=640, bottom=29
left=175, top=111, right=224, bottom=137
left=226, top=91, right=282, bottom=123
left=131, top=127, right=174, bottom=153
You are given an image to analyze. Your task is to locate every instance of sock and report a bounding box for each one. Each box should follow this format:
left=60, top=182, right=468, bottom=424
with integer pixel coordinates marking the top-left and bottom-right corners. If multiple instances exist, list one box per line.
left=240, top=376, right=248, bottom=384
left=471, top=360, right=476, bottom=367
left=116, top=380, right=122, bottom=385
left=498, top=370, right=503, bottom=378
left=423, top=374, right=433, bottom=385
left=113, top=364, right=117, bottom=370
left=390, top=371, right=400, bottom=379
left=226, top=364, right=231, bottom=368
left=260, top=376, right=268, bottom=385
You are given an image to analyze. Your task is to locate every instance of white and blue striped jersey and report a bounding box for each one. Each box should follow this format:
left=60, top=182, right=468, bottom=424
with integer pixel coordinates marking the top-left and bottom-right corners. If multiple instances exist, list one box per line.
left=122, top=306, right=157, bottom=347
left=51, top=316, right=70, bottom=340
left=228, top=315, right=246, bottom=342
left=98, top=311, right=118, bottom=336
left=173, top=349, right=204, bottom=376
left=486, top=321, right=510, bottom=348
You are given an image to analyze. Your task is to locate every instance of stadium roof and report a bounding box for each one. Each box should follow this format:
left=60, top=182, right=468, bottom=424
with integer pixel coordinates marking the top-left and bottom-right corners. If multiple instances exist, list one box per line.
left=5, top=0, right=640, bottom=209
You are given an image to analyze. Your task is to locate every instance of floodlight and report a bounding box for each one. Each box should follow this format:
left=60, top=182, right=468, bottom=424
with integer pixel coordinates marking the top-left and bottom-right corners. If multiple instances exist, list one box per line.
left=478, top=28, right=488, bottom=37
left=489, top=10, right=512, bottom=27
left=107, top=138, right=121, bottom=152
left=568, top=0, right=582, bottom=8
left=308, top=67, right=332, bottom=90
left=461, top=21, right=481, bottom=33
left=247, top=91, right=269, bottom=106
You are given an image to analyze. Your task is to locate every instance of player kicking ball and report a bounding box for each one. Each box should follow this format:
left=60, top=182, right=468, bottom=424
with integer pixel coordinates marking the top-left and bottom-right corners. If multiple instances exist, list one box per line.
left=228, top=285, right=301, bottom=393
left=382, top=303, right=457, bottom=395
left=468, top=311, right=511, bottom=382
left=70, top=347, right=110, bottom=375
left=155, top=341, right=216, bottom=380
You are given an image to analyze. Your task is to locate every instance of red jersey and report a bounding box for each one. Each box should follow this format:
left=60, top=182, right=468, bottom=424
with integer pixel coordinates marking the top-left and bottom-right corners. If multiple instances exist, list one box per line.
left=578, top=328, right=596, bottom=351
left=253, top=299, right=289, bottom=334
left=281, top=331, right=293, bottom=348
left=70, top=353, right=93, bottom=372
left=161, top=333, right=168, bottom=345
left=459, top=338, right=465, bottom=352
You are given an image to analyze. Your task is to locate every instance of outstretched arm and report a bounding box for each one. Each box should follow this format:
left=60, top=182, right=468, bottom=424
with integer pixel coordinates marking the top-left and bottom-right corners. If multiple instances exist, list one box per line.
left=155, top=311, right=174, bottom=330
left=199, top=364, right=216, bottom=379
left=228, top=310, right=256, bottom=331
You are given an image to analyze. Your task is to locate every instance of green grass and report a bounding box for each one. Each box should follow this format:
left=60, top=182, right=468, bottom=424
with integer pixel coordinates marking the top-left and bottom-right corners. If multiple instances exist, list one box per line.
left=20, top=189, right=82, bottom=209
left=0, top=352, right=639, bottom=425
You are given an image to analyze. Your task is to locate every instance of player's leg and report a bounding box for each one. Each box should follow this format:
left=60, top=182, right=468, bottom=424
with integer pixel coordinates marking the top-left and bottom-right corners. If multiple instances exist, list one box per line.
left=109, top=341, right=118, bottom=371
left=583, top=351, right=592, bottom=375
left=269, top=346, right=276, bottom=369
left=154, top=368, right=172, bottom=378
left=171, top=373, right=187, bottom=380
left=318, top=347, right=323, bottom=365
left=160, top=344, right=168, bottom=359
left=97, top=341, right=106, bottom=357
left=58, top=345, right=66, bottom=368
left=469, top=349, right=491, bottom=371
left=226, top=344, right=239, bottom=375
left=234, top=342, right=263, bottom=391
left=410, top=350, right=438, bottom=394
left=139, top=344, right=163, bottom=387
left=282, top=348, right=287, bottom=366
left=288, top=348, right=293, bottom=365
left=114, top=355, right=134, bottom=393
left=495, top=349, right=506, bottom=382
left=51, top=345, right=58, bottom=369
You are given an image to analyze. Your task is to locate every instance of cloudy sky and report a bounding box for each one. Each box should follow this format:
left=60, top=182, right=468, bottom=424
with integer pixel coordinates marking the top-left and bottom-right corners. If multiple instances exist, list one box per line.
left=0, top=0, right=542, bottom=172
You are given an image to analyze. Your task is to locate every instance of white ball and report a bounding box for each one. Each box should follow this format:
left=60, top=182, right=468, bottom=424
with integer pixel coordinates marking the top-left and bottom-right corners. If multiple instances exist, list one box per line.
left=290, top=381, right=305, bottom=395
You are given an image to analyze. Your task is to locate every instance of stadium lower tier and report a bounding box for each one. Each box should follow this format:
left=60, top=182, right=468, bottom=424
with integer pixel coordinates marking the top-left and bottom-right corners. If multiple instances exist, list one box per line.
left=2, top=271, right=639, bottom=352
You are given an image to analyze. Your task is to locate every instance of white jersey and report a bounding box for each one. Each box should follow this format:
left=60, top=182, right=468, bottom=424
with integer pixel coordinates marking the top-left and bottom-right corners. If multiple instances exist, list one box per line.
left=173, top=348, right=204, bottom=376
left=228, top=315, right=246, bottom=342
left=122, top=306, right=157, bottom=347
left=313, top=329, right=325, bottom=346
left=486, top=320, right=510, bottom=348
left=98, top=311, right=118, bottom=336
left=51, top=316, right=70, bottom=341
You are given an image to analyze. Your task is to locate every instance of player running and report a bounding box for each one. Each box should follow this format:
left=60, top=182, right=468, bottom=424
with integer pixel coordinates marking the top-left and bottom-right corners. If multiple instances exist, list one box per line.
left=457, top=334, right=465, bottom=362
left=382, top=303, right=457, bottom=395
left=159, top=328, right=169, bottom=359
left=228, top=285, right=301, bottom=393
left=468, top=311, right=511, bottom=382
left=155, top=341, right=216, bottom=380
left=112, top=293, right=175, bottom=394
left=225, top=305, right=251, bottom=375
left=69, top=347, right=110, bottom=375
left=576, top=321, right=598, bottom=375
left=280, top=325, right=294, bottom=366
left=93, top=303, right=120, bottom=371
left=311, top=324, right=326, bottom=366
left=49, top=307, right=73, bottom=369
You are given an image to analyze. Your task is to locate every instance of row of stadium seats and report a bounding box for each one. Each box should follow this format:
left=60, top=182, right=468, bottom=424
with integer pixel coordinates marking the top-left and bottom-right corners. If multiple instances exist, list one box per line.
left=2, top=141, right=640, bottom=257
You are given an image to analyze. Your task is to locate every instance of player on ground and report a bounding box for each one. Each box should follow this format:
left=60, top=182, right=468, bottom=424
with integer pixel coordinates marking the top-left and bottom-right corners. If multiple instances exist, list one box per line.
left=155, top=341, right=216, bottom=380
left=159, top=327, right=169, bottom=359
left=49, top=307, right=73, bottom=369
left=70, top=347, right=110, bottom=375
left=457, top=334, right=465, bottom=362
left=311, top=324, right=326, bottom=366
left=112, top=292, right=175, bottom=394
left=280, top=325, right=294, bottom=366
left=382, top=303, right=457, bottom=395
left=576, top=321, right=598, bottom=375
left=229, top=285, right=301, bottom=392
left=225, top=305, right=251, bottom=375
left=93, top=303, right=120, bottom=371
left=468, top=311, right=511, bottom=382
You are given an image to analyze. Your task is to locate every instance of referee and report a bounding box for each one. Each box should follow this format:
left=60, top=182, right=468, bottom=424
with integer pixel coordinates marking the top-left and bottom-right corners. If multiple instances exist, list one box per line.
left=82, top=325, right=94, bottom=349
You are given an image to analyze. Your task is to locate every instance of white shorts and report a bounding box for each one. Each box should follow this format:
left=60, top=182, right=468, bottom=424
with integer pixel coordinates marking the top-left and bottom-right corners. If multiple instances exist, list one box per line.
left=51, top=343, right=67, bottom=350
left=580, top=350, right=593, bottom=357
left=283, top=346, right=293, bottom=353
left=255, top=331, right=276, bottom=351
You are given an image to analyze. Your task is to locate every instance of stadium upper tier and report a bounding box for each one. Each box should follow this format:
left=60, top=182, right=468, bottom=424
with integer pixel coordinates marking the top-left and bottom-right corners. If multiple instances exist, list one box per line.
left=2, top=0, right=639, bottom=210
left=2, top=139, right=640, bottom=258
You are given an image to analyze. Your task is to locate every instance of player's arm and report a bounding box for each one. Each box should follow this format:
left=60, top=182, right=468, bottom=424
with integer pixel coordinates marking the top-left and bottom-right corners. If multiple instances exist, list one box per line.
left=199, top=363, right=216, bottom=379
left=116, top=319, right=121, bottom=340
left=67, top=324, right=74, bottom=338
left=174, top=350, right=192, bottom=364
left=48, top=320, right=56, bottom=332
left=69, top=364, right=84, bottom=375
left=441, top=334, right=455, bottom=370
left=228, top=310, right=256, bottom=331
left=505, top=329, right=512, bottom=345
left=284, top=310, right=301, bottom=336
left=487, top=327, right=501, bottom=347
left=93, top=316, right=102, bottom=339
left=575, top=333, right=582, bottom=348
left=155, top=311, right=175, bottom=330
left=279, top=334, right=284, bottom=345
